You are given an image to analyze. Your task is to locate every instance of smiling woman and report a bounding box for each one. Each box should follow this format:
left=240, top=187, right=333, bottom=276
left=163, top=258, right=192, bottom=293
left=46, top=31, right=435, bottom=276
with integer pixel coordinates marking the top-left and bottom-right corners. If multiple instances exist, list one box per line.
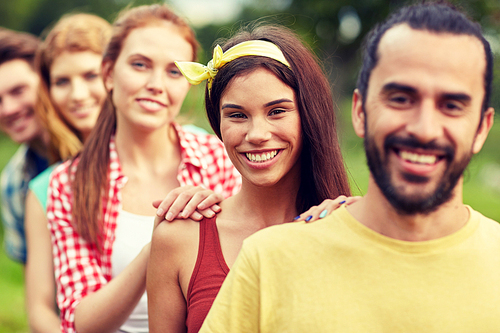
left=45, top=4, right=241, bottom=333
left=24, top=13, right=111, bottom=333
left=147, top=24, right=351, bottom=333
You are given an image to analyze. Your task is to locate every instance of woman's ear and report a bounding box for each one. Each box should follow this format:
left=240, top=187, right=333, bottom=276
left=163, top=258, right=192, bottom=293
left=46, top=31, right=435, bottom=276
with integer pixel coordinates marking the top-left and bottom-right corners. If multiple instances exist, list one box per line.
left=352, top=89, right=366, bottom=138
left=102, top=61, right=114, bottom=92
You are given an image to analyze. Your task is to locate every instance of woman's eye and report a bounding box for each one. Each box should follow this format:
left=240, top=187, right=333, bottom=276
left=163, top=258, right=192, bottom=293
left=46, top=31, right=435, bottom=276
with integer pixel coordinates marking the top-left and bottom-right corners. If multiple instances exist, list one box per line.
left=54, top=78, right=69, bottom=87
left=269, top=109, right=286, bottom=116
left=131, top=61, right=147, bottom=70
left=228, top=112, right=247, bottom=119
left=168, top=68, right=182, bottom=77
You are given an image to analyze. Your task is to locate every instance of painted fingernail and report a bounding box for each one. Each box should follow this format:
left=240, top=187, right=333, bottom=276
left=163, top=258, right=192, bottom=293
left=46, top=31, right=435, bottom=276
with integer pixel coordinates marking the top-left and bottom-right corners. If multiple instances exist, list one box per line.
left=156, top=208, right=164, bottom=216
left=305, top=215, right=313, bottom=222
left=339, top=200, right=346, bottom=204
left=319, top=209, right=328, bottom=219
left=293, top=215, right=301, bottom=221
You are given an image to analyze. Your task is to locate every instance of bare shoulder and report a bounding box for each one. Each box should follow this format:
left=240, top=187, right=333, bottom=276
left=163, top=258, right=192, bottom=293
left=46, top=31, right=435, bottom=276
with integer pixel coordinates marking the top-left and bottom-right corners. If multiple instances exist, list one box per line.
left=151, top=218, right=200, bottom=255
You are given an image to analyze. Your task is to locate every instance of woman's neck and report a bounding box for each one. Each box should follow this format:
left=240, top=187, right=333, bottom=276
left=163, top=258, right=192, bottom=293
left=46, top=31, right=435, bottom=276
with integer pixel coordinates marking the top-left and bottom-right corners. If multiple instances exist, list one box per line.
left=114, top=122, right=179, bottom=174
left=222, top=175, right=301, bottom=230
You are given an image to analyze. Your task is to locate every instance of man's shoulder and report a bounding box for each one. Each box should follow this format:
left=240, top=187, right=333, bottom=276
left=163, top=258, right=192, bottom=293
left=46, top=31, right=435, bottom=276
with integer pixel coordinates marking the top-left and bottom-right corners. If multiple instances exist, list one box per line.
left=244, top=213, right=341, bottom=251
left=1, top=144, right=30, bottom=192
left=470, top=207, right=500, bottom=233
left=1, top=144, right=29, bottom=177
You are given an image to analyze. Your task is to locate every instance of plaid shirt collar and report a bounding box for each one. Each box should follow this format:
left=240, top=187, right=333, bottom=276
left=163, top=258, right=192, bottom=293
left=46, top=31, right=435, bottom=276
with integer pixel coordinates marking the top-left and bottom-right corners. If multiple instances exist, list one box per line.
left=108, top=122, right=210, bottom=185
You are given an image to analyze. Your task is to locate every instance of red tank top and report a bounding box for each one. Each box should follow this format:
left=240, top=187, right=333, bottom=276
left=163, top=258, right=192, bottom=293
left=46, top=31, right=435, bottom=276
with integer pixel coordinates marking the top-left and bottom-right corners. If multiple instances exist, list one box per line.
left=186, top=217, right=229, bottom=333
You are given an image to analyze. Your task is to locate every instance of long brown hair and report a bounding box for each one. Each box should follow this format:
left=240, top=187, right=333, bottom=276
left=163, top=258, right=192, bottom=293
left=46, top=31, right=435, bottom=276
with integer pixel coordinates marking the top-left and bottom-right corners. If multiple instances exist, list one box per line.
left=72, top=4, right=199, bottom=250
left=35, top=13, right=112, bottom=163
left=206, top=24, right=351, bottom=212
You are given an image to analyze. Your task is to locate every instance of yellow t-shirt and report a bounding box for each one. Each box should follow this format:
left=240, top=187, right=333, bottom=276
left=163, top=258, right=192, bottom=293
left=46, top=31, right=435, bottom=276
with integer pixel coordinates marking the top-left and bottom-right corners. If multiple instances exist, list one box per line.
left=200, top=206, right=500, bottom=332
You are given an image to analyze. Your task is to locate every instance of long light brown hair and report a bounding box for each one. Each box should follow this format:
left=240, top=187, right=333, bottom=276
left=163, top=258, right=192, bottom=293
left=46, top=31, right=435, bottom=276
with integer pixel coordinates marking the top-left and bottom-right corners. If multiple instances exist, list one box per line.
left=72, top=4, right=199, bottom=250
left=35, top=13, right=112, bottom=162
left=206, top=24, right=351, bottom=212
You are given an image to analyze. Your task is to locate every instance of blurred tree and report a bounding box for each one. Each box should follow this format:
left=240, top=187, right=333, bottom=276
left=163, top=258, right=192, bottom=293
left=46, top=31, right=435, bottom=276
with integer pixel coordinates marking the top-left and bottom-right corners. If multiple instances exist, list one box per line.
left=195, top=0, right=500, bottom=107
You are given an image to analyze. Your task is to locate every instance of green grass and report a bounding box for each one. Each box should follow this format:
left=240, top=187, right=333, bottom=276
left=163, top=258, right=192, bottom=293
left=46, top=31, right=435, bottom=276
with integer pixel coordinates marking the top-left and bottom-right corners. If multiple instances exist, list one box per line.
left=1, top=96, right=500, bottom=332
left=0, top=134, right=28, bottom=333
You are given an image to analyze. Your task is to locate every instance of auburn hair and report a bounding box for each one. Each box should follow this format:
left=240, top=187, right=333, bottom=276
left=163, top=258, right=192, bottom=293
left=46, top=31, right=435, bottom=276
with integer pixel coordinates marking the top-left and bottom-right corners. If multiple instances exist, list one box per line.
left=71, top=4, right=198, bottom=250
left=35, top=13, right=112, bottom=163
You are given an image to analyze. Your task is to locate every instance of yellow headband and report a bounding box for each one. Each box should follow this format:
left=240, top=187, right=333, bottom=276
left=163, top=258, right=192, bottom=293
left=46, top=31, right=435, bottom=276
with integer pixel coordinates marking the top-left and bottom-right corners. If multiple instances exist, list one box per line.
left=175, top=40, right=291, bottom=90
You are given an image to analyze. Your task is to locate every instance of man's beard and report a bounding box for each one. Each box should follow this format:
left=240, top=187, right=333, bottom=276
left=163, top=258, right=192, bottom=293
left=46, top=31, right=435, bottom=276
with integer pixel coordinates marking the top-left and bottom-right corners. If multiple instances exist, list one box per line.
left=364, top=133, right=472, bottom=215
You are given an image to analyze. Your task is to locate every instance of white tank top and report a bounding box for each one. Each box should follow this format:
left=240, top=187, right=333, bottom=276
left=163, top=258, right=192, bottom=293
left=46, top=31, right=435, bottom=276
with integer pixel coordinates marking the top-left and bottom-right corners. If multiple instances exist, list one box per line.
left=112, top=209, right=155, bottom=333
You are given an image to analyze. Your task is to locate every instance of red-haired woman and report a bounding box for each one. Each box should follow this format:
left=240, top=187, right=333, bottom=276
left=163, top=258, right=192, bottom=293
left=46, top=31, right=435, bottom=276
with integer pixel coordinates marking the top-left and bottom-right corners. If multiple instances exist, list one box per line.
left=25, top=13, right=111, bottom=333
left=46, top=5, right=241, bottom=333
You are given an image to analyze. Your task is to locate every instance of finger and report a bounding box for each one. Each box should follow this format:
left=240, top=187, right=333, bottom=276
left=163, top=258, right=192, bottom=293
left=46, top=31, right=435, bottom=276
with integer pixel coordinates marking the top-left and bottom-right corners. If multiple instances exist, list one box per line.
left=196, top=193, right=224, bottom=210
left=153, top=214, right=165, bottom=230
left=345, top=196, right=362, bottom=205
left=186, top=211, right=204, bottom=221
left=292, top=205, right=320, bottom=223
left=196, top=207, right=217, bottom=219
left=165, top=191, right=198, bottom=221
left=174, top=188, right=213, bottom=219
left=152, top=199, right=162, bottom=209
left=155, top=187, right=194, bottom=219
left=210, top=204, right=221, bottom=213
left=307, top=196, right=353, bottom=223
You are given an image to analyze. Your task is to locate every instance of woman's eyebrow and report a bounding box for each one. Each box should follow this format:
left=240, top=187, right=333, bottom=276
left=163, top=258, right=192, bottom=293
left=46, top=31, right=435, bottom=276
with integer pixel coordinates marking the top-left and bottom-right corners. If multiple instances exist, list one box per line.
left=221, top=103, right=243, bottom=110
left=264, top=98, right=294, bottom=108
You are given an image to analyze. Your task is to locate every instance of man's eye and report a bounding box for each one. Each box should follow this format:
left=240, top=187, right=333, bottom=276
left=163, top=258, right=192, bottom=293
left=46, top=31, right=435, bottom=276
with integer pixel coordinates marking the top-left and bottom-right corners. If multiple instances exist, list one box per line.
left=387, top=93, right=413, bottom=108
left=85, top=72, right=99, bottom=80
left=443, top=101, right=463, bottom=112
left=390, top=95, right=408, bottom=104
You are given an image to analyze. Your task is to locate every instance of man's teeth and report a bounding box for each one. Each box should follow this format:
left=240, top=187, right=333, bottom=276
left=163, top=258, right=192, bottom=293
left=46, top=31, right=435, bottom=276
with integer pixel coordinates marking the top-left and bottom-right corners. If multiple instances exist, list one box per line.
left=400, top=150, right=437, bottom=165
left=246, top=150, right=278, bottom=162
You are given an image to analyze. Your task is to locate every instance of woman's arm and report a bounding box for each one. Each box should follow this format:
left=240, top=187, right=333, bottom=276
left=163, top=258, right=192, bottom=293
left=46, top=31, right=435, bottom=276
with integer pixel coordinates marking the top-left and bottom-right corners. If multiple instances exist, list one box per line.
left=25, top=190, right=60, bottom=333
left=147, top=221, right=192, bottom=333
left=74, top=244, right=150, bottom=333
left=48, top=163, right=151, bottom=333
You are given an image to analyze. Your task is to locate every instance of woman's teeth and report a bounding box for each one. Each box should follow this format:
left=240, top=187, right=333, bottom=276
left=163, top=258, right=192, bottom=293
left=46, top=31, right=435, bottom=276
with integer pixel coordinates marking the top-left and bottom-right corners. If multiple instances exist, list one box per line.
left=246, top=150, right=278, bottom=162
left=400, top=150, right=437, bottom=165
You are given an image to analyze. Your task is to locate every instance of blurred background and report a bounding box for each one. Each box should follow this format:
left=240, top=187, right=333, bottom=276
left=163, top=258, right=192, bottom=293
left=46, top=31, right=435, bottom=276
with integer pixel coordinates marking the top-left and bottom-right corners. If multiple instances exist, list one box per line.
left=1, top=0, right=499, bottom=331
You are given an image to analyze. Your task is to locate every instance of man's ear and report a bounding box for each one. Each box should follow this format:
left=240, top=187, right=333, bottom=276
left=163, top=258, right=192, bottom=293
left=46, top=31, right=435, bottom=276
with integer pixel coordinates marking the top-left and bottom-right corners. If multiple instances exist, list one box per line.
left=472, top=107, right=495, bottom=154
left=102, top=60, right=114, bottom=92
left=352, top=89, right=366, bottom=138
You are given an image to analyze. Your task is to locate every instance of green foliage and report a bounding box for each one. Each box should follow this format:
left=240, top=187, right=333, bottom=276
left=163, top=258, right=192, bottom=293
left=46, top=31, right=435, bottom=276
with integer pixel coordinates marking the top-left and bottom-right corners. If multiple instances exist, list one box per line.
left=0, top=0, right=499, bottom=331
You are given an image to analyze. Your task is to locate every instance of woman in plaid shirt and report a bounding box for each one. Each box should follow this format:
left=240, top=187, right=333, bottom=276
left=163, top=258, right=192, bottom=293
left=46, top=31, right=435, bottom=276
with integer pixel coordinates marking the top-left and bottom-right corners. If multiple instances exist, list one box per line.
left=46, top=4, right=241, bottom=333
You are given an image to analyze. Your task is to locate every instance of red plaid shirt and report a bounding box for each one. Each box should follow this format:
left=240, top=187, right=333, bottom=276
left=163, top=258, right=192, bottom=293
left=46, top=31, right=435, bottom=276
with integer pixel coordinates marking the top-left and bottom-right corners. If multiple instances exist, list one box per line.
left=47, top=124, right=241, bottom=332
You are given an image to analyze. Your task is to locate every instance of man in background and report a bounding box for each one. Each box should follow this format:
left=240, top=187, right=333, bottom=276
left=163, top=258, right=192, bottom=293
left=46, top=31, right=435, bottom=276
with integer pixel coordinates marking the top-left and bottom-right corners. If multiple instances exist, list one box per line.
left=0, top=28, right=48, bottom=264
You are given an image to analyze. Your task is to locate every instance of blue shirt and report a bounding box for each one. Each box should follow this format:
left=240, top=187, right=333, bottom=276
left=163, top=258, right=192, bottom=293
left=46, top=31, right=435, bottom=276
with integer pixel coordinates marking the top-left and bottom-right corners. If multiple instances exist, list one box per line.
left=1, top=144, right=48, bottom=263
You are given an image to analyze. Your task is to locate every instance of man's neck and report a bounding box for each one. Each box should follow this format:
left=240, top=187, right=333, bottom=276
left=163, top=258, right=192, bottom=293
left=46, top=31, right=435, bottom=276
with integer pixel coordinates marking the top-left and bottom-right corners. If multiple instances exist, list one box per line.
left=346, top=177, right=469, bottom=242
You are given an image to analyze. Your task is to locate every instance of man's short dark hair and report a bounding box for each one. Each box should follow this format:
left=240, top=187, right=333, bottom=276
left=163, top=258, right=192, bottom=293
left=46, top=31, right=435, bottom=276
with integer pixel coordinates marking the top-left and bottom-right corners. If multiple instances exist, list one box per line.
left=356, top=1, right=493, bottom=116
left=0, top=28, right=40, bottom=68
